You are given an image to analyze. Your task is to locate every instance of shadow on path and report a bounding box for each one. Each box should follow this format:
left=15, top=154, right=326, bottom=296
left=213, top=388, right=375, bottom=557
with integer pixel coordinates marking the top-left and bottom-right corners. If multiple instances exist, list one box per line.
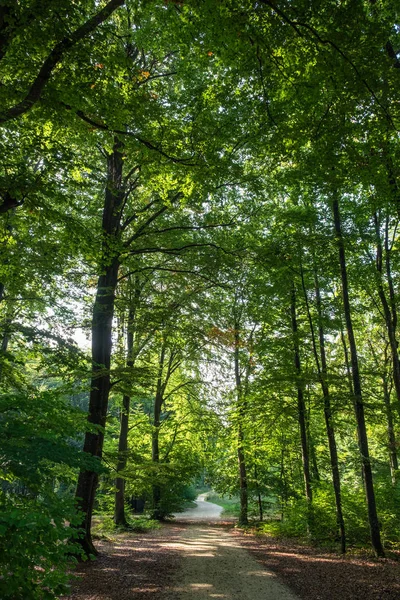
left=237, top=532, right=400, bottom=600
left=162, top=524, right=298, bottom=600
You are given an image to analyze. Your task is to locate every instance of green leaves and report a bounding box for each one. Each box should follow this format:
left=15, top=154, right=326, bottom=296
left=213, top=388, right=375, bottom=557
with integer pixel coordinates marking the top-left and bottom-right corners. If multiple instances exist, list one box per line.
left=0, top=387, right=104, bottom=598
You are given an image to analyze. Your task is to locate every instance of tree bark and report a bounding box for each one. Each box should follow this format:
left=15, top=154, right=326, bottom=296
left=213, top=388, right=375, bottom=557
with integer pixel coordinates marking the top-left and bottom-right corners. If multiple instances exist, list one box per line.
left=290, top=284, right=313, bottom=514
left=374, top=212, right=400, bottom=419
left=301, top=260, right=346, bottom=553
left=332, top=196, right=385, bottom=557
left=152, top=343, right=166, bottom=520
left=114, top=298, right=137, bottom=526
left=75, top=140, right=124, bottom=557
left=0, top=318, right=10, bottom=383
left=254, top=462, right=263, bottom=521
left=383, top=372, right=398, bottom=484
left=234, top=321, right=248, bottom=526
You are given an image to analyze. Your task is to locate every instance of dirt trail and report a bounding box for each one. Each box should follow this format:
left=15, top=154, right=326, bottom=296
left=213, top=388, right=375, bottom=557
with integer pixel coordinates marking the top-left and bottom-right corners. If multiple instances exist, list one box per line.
left=167, top=494, right=298, bottom=598
left=172, top=493, right=224, bottom=521
left=162, top=524, right=299, bottom=600
left=63, top=520, right=400, bottom=600
left=64, top=496, right=298, bottom=600
left=64, top=496, right=400, bottom=600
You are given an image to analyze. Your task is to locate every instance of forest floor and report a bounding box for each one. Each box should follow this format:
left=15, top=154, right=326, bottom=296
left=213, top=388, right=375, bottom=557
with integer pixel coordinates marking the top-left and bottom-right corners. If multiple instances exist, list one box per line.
left=62, top=522, right=400, bottom=600
left=63, top=496, right=400, bottom=600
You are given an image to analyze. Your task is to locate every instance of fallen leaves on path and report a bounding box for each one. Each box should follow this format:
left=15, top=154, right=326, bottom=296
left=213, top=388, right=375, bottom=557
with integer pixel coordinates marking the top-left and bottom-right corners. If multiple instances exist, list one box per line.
left=62, top=524, right=184, bottom=600
left=233, top=530, right=400, bottom=600
left=63, top=524, right=400, bottom=600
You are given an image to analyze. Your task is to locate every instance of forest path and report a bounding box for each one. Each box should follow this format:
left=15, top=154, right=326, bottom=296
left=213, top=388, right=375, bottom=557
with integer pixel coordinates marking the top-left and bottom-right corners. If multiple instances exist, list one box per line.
left=172, top=493, right=224, bottom=521
left=63, top=522, right=299, bottom=600
left=162, top=523, right=299, bottom=600
left=63, top=521, right=400, bottom=600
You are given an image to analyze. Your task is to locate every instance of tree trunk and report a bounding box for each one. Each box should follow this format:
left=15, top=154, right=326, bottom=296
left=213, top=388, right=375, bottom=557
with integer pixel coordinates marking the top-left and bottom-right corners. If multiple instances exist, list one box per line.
left=383, top=372, right=398, bottom=484
left=152, top=343, right=166, bottom=520
left=374, top=213, right=400, bottom=419
left=75, top=140, right=124, bottom=557
left=302, top=261, right=346, bottom=553
left=114, top=302, right=136, bottom=526
left=254, top=462, right=263, bottom=521
left=234, top=321, right=248, bottom=526
left=333, top=196, right=385, bottom=557
left=0, top=320, right=9, bottom=382
left=279, top=434, right=287, bottom=520
left=290, top=284, right=313, bottom=514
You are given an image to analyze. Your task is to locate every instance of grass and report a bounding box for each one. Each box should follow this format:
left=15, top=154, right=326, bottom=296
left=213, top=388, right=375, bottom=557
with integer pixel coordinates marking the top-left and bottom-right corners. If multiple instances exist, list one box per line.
left=204, top=492, right=240, bottom=517
left=92, top=515, right=161, bottom=539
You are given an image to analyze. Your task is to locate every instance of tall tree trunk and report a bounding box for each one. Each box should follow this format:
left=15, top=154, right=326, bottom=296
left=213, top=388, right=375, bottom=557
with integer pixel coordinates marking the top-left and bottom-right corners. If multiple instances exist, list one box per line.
left=374, top=212, right=400, bottom=419
left=279, top=434, right=287, bottom=520
left=0, top=321, right=9, bottom=382
left=374, top=213, right=400, bottom=415
left=254, top=462, right=263, bottom=521
left=114, top=301, right=136, bottom=526
left=333, top=197, right=385, bottom=557
left=383, top=372, right=398, bottom=484
left=0, top=297, right=12, bottom=383
left=301, top=260, right=346, bottom=552
left=0, top=219, right=13, bottom=380
left=75, top=140, right=124, bottom=557
left=152, top=343, right=166, bottom=520
left=290, top=284, right=313, bottom=515
left=306, top=385, right=320, bottom=483
left=234, top=321, right=248, bottom=525
left=340, top=326, right=354, bottom=395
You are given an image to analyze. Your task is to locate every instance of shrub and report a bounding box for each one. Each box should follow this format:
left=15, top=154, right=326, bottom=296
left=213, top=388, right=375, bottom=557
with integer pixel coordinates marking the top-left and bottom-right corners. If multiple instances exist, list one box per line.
left=0, top=389, right=100, bottom=599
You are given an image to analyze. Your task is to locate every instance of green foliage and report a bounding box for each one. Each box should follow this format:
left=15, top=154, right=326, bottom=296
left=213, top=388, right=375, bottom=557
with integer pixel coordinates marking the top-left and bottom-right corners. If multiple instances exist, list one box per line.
left=205, top=492, right=240, bottom=518
left=374, top=477, right=400, bottom=546
left=92, top=515, right=160, bottom=539
left=0, top=388, right=101, bottom=599
left=259, top=480, right=400, bottom=551
left=182, top=484, right=198, bottom=503
left=0, top=495, right=81, bottom=600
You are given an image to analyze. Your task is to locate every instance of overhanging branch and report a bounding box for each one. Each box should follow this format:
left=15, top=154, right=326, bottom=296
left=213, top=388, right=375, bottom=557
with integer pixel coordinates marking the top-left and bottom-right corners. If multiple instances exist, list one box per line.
left=0, top=0, right=125, bottom=124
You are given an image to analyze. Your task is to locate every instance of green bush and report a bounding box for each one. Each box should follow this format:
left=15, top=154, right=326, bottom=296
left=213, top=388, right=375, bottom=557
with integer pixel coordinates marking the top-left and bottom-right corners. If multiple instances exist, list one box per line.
left=92, top=515, right=160, bottom=538
left=0, top=496, right=82, bottom=600
left=0, top=389, right=100, bottom=599
left=182, top=484, right=198, bottom=502
left=205, top=492, right=241, bottom=517
left=374, top=476, right=400, bottom=546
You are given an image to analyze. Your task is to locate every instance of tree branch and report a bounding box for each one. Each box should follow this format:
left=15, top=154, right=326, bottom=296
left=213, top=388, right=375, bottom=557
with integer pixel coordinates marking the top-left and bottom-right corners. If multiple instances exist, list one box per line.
left=0, top=0, right=125, bottom=124
left=69, top=107, right=198, bottom=165
left=128, top=242, right=239, bottom=256
left=258, top=0, right=395, bottom=128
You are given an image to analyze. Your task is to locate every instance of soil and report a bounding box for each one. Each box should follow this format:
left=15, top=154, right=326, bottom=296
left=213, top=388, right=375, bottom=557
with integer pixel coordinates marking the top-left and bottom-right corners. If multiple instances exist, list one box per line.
left=63, top=497, right=400, bottom=600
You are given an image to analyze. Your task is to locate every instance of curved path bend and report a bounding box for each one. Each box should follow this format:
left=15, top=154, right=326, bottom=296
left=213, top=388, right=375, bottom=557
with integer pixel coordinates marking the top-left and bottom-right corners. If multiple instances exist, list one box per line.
left=172, top=493, right=224, bottom=521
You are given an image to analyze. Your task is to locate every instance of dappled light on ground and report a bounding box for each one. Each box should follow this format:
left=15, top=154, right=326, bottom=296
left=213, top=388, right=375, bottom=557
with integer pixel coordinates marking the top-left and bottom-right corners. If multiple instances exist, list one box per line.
left=236, top=531, right=400, bottom=600
left=163, top=525, right=298, bottom=600
left=63, top=523, right=400, bottom=600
